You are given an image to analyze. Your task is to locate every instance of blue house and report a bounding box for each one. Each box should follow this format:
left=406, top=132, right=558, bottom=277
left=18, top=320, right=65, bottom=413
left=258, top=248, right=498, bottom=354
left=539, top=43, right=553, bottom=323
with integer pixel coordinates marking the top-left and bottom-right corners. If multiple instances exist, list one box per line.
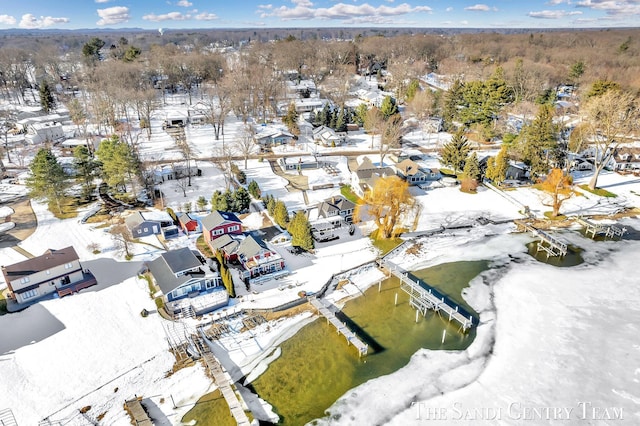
left=147, top=247, right=227, bottom=318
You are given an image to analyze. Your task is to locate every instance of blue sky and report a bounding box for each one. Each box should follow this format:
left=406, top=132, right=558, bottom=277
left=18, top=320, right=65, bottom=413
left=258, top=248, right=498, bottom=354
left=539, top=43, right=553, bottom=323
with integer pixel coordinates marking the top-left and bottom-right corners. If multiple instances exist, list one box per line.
left=0, top=1, right=638, bottom=30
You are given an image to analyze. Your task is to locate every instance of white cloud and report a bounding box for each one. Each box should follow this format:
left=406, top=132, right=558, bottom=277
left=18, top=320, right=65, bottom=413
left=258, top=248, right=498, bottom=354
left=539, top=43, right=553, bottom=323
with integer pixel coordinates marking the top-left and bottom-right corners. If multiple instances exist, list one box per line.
left=528, top=9, right=583, bottom=18
left=177, top=0, right=193, bottom=6
left=261, top=1, right=432, bottom=21
left=19, top=14, right=69, bottom=29
left=460, top=20, right=469, bottom=24
left=547, top=0, right=570, bottom=4
left=96, top=6, right=130, bottom=26
left=143, top=12, right=191, bottom=22
left=464, top=4, right=498, bottom=12
left=195, top=12, right=218, bottom=21
left=95, top=0, right=110, bottom=3
left=446, top=7, right=453, bottom=12
left=576, top=0, right=640, bottom=16
left=0, top=15, right=17, bottom=25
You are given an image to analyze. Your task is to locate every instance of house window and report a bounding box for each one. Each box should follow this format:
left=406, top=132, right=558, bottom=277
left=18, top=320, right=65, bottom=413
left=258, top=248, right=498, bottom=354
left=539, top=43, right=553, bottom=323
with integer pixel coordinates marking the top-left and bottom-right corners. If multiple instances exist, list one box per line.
left=20, top=277, right=30, bottom=284
left=214, top=229, right=224, bottom=236
left=143, top=227, right=149, bottom=232
left=22, top=288, right=38, bottom=300
left=137, top=229, right=142, bottom=234
left=46, top=270, right=51, bottom=275
left=229, top=225, right=239, bottom=232
left=64, top=262, right=74, bottom=269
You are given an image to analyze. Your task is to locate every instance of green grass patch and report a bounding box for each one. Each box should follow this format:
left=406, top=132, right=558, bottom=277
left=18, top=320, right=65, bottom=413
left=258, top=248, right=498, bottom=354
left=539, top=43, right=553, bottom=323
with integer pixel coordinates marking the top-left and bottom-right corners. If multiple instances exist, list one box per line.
left=49, top=196, right=81, bottom=219
left=439, top=168, right=457, bottom=177
left=370, top=228, right=403, bottom=255
left=154, top=296, right=164, bottom=310
left=579, top=184, right=617, bottom=198
left=0, top=290, right=7, bottom=315
left=543, top=211, right=567, bottom=220
left=196, top=235, right=214, bottom=257
left=340, top=184, right=360, bottom=204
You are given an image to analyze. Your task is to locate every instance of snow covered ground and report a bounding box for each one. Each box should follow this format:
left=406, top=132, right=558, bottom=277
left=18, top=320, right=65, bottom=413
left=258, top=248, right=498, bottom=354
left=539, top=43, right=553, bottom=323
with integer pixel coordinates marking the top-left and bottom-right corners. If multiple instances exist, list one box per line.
left=3, top=93, right=640, bottom=425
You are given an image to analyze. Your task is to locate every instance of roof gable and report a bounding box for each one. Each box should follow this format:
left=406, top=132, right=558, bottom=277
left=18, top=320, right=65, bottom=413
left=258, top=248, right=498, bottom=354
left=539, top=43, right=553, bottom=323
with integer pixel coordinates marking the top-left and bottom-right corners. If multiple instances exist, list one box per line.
left=201, top=210, right=242, bottom=231
left=2, top=246, right=79, bottom=279
left=161, top=247, right=202, bottom=274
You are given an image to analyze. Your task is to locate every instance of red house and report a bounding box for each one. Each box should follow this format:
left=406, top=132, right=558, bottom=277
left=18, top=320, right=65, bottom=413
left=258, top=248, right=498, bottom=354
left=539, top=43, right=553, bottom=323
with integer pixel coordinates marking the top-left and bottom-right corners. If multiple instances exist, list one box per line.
left=177, top=212, right=201, bottom=234
left=202, top=210, right=243, bottom=246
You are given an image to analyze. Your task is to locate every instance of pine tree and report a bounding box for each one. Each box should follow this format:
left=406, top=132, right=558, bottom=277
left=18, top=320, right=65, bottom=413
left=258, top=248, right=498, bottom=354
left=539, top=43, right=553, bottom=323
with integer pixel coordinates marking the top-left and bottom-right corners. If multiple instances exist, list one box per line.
left=273, top=200, right=289, bottom=228
left=380, top=95, right=398, bottom=119
left=266, top=195, right=276, bottom=215
left=443, top=79, right=463, bottom=130
left=211, top=190, right=222, bottom=211
left=462, top=152, right=481, bottom=181
left=73, top=145, right=99, bottom=202
left=234, top=187, right=251, bottom=212
left=196, top=195, right=207, bottom=211
left=335, top=106, right=347, bottom=132
left=516, top=103, right=558, bottom=178
left=283, top=102, right=300, bottom=136
left=39, top=81, right=56, bottom=114
left=439, top=129, right=471, bottom=174
left=354, top=103, right=368, bottom=126
left=486, top=145, right=509, bottom=184
left=95, top=135, right=140, bottom=196
left=26, top=148, right=68, bottom=214
left=248, top=180, right=261, bottom=199
left=289, top=211, right=314, bottom=251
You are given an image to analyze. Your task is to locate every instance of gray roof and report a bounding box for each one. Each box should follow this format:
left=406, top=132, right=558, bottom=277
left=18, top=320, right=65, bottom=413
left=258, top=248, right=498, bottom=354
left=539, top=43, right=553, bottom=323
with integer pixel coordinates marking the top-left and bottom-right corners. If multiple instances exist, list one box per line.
left=208, top=234, right=240, bottom=253
left=124, top=211, right=145, bottom=229
left=237, top=235, right=268, bottom=260
left=2, top=246, right=79, bottom=280
left=201, top=210, right=242, bottom=231
left=162, top=247, right=202, bottom=274
left=318, top=195, right=355, bottom=217
left=147, top=247, right=202, bottom=295
left=177, top=212, right=196, bottom=226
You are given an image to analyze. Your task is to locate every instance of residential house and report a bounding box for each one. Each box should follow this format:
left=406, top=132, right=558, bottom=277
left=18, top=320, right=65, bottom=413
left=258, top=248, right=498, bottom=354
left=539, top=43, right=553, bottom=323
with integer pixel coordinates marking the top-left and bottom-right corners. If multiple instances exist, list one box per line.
left=506, top=161, right=530, bottom=180
left=278, top=155, right=324, bottom=171
left=162, top=113, right=188, bottom=129
left=208, top=234, right=241, bottom=261
left=313, top=125, right=345, bottom=147
left=294, top=98, right=326, bottom=114
left=237, top=234, right=285, bottom=280
left=2, top=246, right=96, bottom=305
left=611, top=147, right=640, bottom=171
left=188, top=102, right=208, bottom=125
left=317, top=195, right=356, bottom=224
left=394, top=159, right=441, bottom=186
left=253, top=127, right=294, bottom=147
left=351, top=156, right=395, bottom=198
left=25, top=121, right=65, bottom=144
left=125, top=210, right=179, bottom=239
left=147, top=247, right=227, bottom=317
left=177, top=212, right=201, bottom=234
left=202, top=210, right=243, bottom=248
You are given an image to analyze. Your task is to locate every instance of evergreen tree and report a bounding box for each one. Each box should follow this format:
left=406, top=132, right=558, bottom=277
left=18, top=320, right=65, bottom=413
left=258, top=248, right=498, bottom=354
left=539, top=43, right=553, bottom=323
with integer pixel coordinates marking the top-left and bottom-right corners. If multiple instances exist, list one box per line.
left=380, top=95, right=398, bottom=119
left=486, top=145, right=509, bottom=184
left=73, top=145, right=100, bottom=201
left=39, top=81, right=56, bottom=114
left=515, top=103, right=558, bottom=178
left=321, top=103, right=331, bottom=126
left=196, top=195, right=208, bottom=211
left=123, top=45, right=142, bottom=62
left=81, top=37, right=105, bottom=63
left=266, top=195, right=276, bottom=215
left=248, top=180, right=261, bottom=199
left=405, top=79, right=420, bottom=102
left=183, top=202, right=192, bottom=213
left=26, top=148, right=68, bottom=214
left=234, top=187, right=251, bottom=212
left=329, top=108, right=337, bottom=129
left=335, top=106, right=347, bottom=132
left=95, top=135, right=140, bottom=196
left=273, top=200, right=289, bottom=228
left=462, top=152, right=481, bottom=182
left=283, top=102, right=300, bottom=136
left=289, top=211, right=314, bottom=251
left=354, top=103, right=368, bottom=126
left=442, top=79, right=463, bottom=130
left=211, top=190, right=222, bottom=211
left=439, top=129, right=471, bottom=174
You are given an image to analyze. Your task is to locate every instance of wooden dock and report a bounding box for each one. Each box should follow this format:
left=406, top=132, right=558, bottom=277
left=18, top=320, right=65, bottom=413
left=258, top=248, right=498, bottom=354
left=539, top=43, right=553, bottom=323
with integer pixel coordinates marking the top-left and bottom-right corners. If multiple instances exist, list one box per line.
left=577, top=217, right=626, bottom=239
left=515, top=219, right=568, bottom=257
left=381, top=261, right=475, bottom=332
left=309, top=297, right=369, bottom=357
left=193, top=336, right=251, bottom=426
left=124, top=397, right=153, bottom=426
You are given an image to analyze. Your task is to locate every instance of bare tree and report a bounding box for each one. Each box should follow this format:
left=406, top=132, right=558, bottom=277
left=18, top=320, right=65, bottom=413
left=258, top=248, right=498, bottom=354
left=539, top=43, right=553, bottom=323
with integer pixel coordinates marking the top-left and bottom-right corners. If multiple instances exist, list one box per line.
left=110, top=222, right=134, bottom=258
left=235, top=124, right=256, bottom=169
left=364, top=107, right=384, bottom=149
left=380, top=115, right=403, bottom=165
left=579, top=89, right=639, bottom=190
left=203, top=78, right=233, bottom=142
